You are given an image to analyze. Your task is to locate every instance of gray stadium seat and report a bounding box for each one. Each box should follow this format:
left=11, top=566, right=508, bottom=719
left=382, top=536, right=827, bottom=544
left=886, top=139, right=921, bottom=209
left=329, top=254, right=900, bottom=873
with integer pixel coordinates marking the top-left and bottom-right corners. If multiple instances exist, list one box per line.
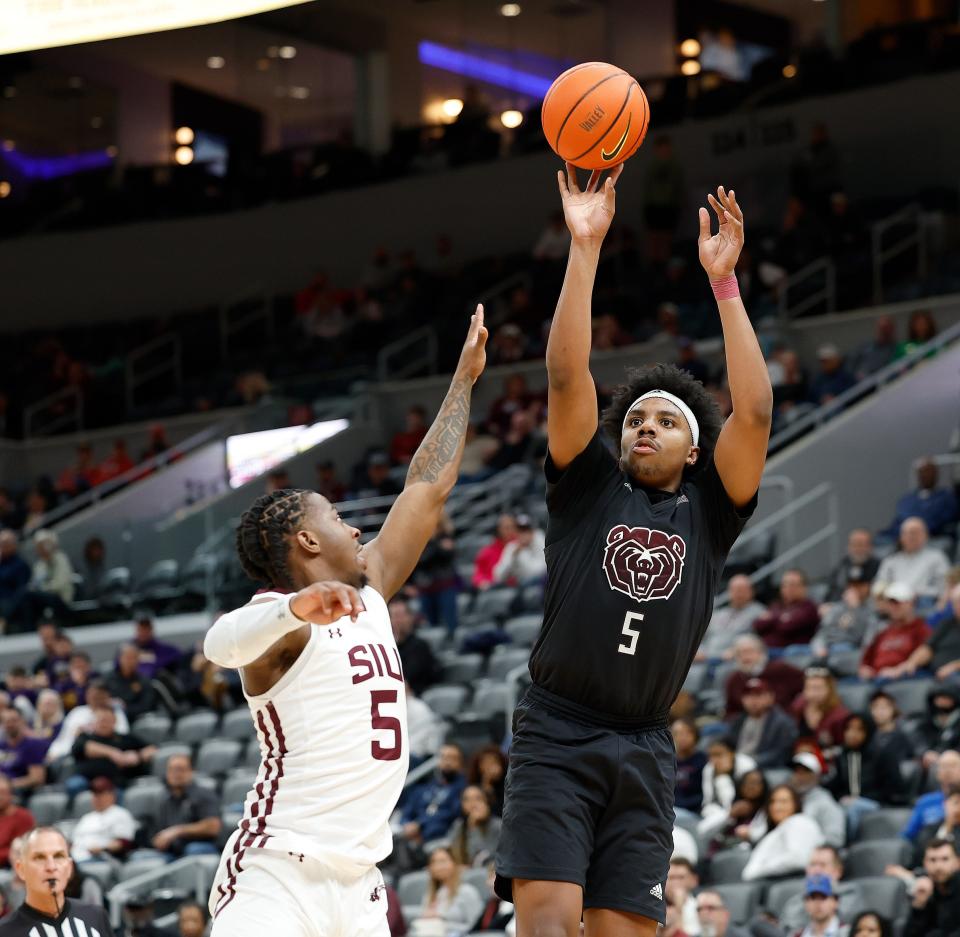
left=764, top=877, right=805, bottom=916
left=462, top=867, right=490, bottom=894
left=223, top=775, right=251, bottom=808
left=80, top=860, right=115, bottom=890
left=174, top=711, right=220, bottom=746
left=135, top=559, right=182, bottom=610
left=857, top=807, right=913, bottom=841
left=419, top=627, right=448, bottom=653
left=29, top=791, right=68, bottom=826
left=397, top=869, right=430, bottom=907
left=713, top=882, right=763, bottom=924
left=124, top=785, right=165, bottom=822
left=221, top=708, right=256, bottom=741
left=683, top=663, right=708, bottom=695
left=446, top=714, right=495, bottom=753
left=473, top=588, right=518, bottom=620
left=196, top=739, right=243, bottom=777
left=503, top=615, right=542, bottom=647
left=470, top=683, right=510, bottom=719
left=131, top=713, right=173, bottom=746
left=521, top=583, right=543, bottom=612
left=118, top=856, right=167, bottom=882
left=244, top=739, right=263, bottom=768
left=441, top=654, right=484, bottom=683
left=850, top=875, right=909, bottom=922
left=837, top=682, right=873, bottom=713
left=884, top=679, right=932, bottom=717
left=709, top=847, right=752, bottom=884
left=151, top=743, right=193, bottom=778
left=844, top=838, right=912, bottom=878
left=488, top=646, right=531, bottom=681
left=71, top=790, right=94, bottom=820
left=422, top=685, right=470, bottom=718
left=99, top=566, right=133, bottom=611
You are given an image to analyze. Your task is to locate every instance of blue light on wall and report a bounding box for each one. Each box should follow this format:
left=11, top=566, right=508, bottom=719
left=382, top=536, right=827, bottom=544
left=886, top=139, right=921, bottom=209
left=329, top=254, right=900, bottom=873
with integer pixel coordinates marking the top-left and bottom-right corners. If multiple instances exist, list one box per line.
left=418, top=40, right=556, bottom=98
left=1, top=147, right=114, bottom=180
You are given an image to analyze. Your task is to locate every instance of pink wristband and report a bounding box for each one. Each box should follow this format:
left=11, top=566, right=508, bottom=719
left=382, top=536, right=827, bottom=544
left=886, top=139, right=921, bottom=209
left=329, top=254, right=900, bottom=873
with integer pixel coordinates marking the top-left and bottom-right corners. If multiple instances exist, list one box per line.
left=710, top=274, right=739, bottom=301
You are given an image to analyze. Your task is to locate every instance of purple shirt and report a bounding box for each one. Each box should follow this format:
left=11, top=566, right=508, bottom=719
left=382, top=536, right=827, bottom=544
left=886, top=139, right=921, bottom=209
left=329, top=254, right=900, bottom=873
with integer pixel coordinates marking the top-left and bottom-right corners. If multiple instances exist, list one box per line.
left=133, top=638, right=182, bottom=678
left=0, top=736, right=48, bottom=779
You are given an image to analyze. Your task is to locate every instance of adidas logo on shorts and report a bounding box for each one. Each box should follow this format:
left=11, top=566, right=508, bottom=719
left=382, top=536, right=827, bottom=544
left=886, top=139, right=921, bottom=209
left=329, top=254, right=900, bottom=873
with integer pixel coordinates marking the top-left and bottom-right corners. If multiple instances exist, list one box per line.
left=649, top=883, right=663, bottom=900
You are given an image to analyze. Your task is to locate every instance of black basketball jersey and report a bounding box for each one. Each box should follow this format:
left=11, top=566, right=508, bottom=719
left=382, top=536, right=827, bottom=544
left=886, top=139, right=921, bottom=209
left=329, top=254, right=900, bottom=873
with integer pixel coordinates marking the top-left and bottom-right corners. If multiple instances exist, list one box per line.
left=0, top=898, right=113, bottom=936
left=529, top=429, right=757, bottom=723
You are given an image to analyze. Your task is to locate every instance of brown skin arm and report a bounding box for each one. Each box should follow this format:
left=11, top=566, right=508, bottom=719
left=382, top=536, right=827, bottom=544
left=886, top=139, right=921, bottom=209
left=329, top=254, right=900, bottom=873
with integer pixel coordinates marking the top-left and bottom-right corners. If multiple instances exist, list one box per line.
left=362, top=308, right=487, bottom=600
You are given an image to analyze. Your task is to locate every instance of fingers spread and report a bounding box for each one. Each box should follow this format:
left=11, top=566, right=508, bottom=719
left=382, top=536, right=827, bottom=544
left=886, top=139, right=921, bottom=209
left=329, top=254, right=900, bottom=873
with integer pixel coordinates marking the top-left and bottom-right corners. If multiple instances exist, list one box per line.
left=706, top=193, right=726, bottom=225
left=609, top=164, right=625, bottom=187
left=586, top=169, right=602, bottom=194
left=728, top=189, right=744, bottom=222
left=697, top=206, right=711, bottom=243
left=557, top=170, right=568, bottom=197
left=565, top=162, right=580, bottom=194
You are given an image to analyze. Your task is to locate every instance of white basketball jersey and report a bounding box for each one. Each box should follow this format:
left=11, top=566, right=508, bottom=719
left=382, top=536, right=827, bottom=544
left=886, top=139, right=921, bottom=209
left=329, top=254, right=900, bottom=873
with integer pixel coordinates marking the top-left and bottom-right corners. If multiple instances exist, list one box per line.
left=228, top=586, right=407, bottom=878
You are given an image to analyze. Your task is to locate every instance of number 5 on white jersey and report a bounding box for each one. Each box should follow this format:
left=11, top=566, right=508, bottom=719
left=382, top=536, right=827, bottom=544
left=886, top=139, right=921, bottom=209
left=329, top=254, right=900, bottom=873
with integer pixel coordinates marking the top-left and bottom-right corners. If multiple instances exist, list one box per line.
left=618, top=611, right=644, bottom=656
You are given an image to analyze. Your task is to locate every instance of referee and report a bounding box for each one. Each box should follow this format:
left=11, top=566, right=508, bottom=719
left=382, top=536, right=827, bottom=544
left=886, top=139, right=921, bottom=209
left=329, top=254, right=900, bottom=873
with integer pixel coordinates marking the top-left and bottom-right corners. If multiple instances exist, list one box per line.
left=0, top=827, right=114, bottom=936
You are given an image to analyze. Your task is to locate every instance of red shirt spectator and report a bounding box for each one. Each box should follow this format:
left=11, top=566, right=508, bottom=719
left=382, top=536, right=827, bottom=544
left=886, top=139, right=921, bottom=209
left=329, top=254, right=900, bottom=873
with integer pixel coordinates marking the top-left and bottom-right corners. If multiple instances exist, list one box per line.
left=860, top=582, right=932, bottom=678
left=390, top=406, right=428, bottom=466
left=472, top=514, right=518, bottom=590
left=725, top=635, right=805, bottom=718
left=56, top=444, right=102, bottom=497
left=0, top=775, right=33, bottom=866
left=98, top=439, right=135, bottom=482
left=487, top=374, right=533, bottom=436
left=753, top=568, right=820, bottom=648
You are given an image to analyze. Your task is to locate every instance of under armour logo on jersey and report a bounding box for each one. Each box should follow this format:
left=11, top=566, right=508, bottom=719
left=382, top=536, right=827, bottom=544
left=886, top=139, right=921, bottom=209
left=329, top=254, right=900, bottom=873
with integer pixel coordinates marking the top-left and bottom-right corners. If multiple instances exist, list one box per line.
left=650, top=883, right=663, bottom=900
left=328, top=628, right=342, bottom=638
left=370, top=884, right=386, bottom=903
left=603, top=525, right=686, bottom=604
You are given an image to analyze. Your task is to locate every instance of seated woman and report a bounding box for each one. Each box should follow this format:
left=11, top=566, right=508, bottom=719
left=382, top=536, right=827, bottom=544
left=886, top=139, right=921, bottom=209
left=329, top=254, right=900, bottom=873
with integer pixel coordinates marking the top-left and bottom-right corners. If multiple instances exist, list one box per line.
left=29, top=689, right=64, bottom=758
left=698, top=736, right=758, bottom=841
left=466, top=744, right=507, bottom=816
left=672, top=717, right=707, bottom=817
left=790, top=666, right=849, bottom=762
left=413, top=847, right=483, bottom=936
left=706, top=767, right=768, bottom=855
left=827, top=712, right=907, bottom=839
left=741, top=784, right=824, bottom=881
left=849, top=911, right=893, bottom=937
left=447, top=786, right=501, bottom=868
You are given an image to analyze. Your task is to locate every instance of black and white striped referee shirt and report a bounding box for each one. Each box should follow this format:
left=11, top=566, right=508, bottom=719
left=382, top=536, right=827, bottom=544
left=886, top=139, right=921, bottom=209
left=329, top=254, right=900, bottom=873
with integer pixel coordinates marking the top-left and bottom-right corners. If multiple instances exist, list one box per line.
left=0, top=899, right=113, bottom=937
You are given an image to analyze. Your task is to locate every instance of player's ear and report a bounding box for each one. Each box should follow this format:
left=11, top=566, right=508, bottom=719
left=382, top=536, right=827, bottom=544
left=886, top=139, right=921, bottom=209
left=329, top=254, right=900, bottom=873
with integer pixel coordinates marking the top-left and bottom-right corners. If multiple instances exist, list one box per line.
left=687, top=446, right=700, bottom=466
left=295, top=529, right=322, bottom=555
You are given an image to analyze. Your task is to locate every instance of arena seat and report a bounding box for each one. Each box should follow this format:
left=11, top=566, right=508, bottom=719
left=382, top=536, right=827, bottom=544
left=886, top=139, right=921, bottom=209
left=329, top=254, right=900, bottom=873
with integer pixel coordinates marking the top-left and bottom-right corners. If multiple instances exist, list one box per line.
left=220, top=708, right=256, bottom=741
left=222, top=775, right=252, bottom=808
left=462, top=867, right=489, bottom=894
left=837, top=682, right=872, bottom=712
left=418, top=626, right=448, bottom=653
left=196, top=739, right=243, bottom=777
left=764, top=877, right=805, bottom=917
left=397, top=869, right=430, bottom=907
left=844, top=839, right=912, bottom=878
left=134, top=559, right=182, bottom=612
left=469, top=682, right=510, bottom=719
left=884, top=679, right=932, bottom=717
left=118, top=856, right=168, bottom=882
left=708, top=847, right=752, bottom=884
left=421, top=685, right=470, bottom=718
left=71, top=790, right=95, bottom=820
left=503, top=615, right=542, bottom=647
left=29, top=790, right=68, bottom=826
left=857, top=807, right=913, bottom=841
left=131, top=713, right=173, bottom=746
left=174, top=711, right=220, bottom=746
left=441, top=654, right=484, bottom=683
left=712, top=882, right=763, bottom=924
left=473, top=589, right=519, bottom=620
left=488, top=647, right=531, bottom=681
left=81, top=860, right=115, bottom=890
left=850, top=875, right=909, bottom=921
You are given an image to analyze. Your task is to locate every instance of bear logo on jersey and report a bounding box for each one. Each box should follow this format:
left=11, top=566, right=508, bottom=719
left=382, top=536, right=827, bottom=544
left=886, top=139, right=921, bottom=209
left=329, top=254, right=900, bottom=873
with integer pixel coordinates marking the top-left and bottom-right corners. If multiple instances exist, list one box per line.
left=602, top=525, right=686, bottom=603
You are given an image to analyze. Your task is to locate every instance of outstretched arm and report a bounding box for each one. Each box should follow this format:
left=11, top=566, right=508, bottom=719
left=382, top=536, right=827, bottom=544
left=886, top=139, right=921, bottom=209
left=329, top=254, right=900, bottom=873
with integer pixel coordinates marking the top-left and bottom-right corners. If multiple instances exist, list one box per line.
left=362, top=308, right=487, bottom=600
left=547, top=163, right=623, bottom=470
left=697, top=186, right=772, bottom=507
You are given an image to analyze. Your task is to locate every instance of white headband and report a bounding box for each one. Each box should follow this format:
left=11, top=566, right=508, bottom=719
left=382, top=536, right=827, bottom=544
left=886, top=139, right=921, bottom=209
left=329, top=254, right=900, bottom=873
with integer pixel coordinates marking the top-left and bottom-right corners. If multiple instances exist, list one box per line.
left=622, top=390, right=699, bottom=446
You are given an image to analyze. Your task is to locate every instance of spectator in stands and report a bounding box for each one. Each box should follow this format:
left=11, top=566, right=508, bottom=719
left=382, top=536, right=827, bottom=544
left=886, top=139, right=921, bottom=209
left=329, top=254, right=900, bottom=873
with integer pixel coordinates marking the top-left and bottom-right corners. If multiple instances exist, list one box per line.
left=459, top=423, right=499, bottom=481
left=0, top=530, right=31, bottom=633
left=912, top=785, right=960, bottom=866
left=868, top=688, right=915, bottom=762
left=98, top=439, right=134, bottom=483
left=808, top=344, right=855, bottom=405
left=754, top=568, right=820, bottom=648
left=902, top=749, right=960, bottom=841
left=694, top=891, right=747, bottom=937
left=412, top=515, right=460, bottom=636
left=492, top=514, right=546, bottom=586
left=742, top=784, right=824, bottom=881
left=466, top=745, right=507, bottom=817
left=790, top=753, right=845, bottom=848
left=487, top=323, right=530, bottom=366
left=315, top=460, right=347, bottom=504
left=390, top=597, right=439, bottom=695
left=883, top=458, right=958, bottom=539
left=780, top=846, right=862, bottom=934
left=117, top=894, right=171, bottom=937
left=905, top=837, right=960, bottom=936
left=46, top=679, right=128, bottom=764
left=850, top=316, right=897, bottom=382
left=401, top=743, right=466, bottom=846
left=532, top=210, right=570, bottom=262
left=667, top=857, right=701, bottom=936
left=790, top=875, right=845, bottom=937
left=390, top=405, right=428, bottom=466
left=4, top=668, right=37, bottom=719
left=730, top=677, right=798, bottom=769
left=0, top=710, right=46, bottom=792
left=897, top=310, right=938, bottom=359
left=825, top=529, right=880, bottom=602
left=70, top=704, right=155, bottom=793
left=791, top=667, right=850, bottom=757
left=849, top=913, right=892, bottom=937
left=28, top=529, right=74, bottom=609
left=662, top=886, right=691, bottom=937
left=0, top=775, right=33, bottom=867
left=448, top=785, right=501, bottom=868
left=131, top=614, right=182, bottom=679
left=486, top=375, right=533, bottom=437
left=725, top=635, right=805, bottom=717
left=142, top=753, right=221, bottom=859
left=55, top=444, right=101, bottom=500
left=894, top=585, right=960, bottom=683
left=406, top=683, right=444, bottom=764
left=672, top=718, right=706, bottom=816
left=174, top=901, right=207, bottom=937
left=36, top=631, right=73, bottom=691
left=472, top=514, right=517, bottom=591
left=416, top=846, right=484, bottom=933
left=105, top=644, right=158, bottom=720
left=20, top=489, right=49, bottom=538
left=812, top=571, right=877, bottom=667
left=352, top=452, right=402, bottom=501
left=59, top=651, right=93, bottom=711
left=486, top=410, right=538, bottom=472
left=643, top=136, right=686, bottom=265
left=29, top=689, right=63, bottom=757
left=672, top=825, right=698, bottom=866
left=876, top=517, right=950, bottom=604
left=79, top=537, right=107, bottom=600
left=857, top=582, right=927, bottom=679
left=915, top=685, right=960, bottom=767
left=697, top=574, right=766, bottom=661
left=71, top=776, right=136, bottom=861
left=697, top=737, right=757, bottom=841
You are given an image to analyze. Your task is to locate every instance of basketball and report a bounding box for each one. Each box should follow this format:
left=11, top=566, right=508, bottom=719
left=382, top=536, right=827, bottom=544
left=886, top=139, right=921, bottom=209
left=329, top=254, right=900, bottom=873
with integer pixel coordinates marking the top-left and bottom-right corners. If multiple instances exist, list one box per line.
left=541, top=62, right=650, bottom=171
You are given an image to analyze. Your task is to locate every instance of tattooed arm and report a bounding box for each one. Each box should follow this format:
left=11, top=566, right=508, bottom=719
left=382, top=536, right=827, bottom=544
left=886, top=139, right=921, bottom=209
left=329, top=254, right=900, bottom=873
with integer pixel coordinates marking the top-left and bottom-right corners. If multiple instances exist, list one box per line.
left=362, top=307, right=488, bottom=600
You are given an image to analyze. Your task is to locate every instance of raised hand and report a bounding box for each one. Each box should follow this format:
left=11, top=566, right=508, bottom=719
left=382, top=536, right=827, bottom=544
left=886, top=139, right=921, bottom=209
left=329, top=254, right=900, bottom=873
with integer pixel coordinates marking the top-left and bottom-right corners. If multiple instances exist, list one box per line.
left=290, top=581, right=365, bottom=624
left=557, top=162, right=624, bottom=244
left=454, top=304, right=488, bottom=383
left=698, top=185, right=745, bottom=280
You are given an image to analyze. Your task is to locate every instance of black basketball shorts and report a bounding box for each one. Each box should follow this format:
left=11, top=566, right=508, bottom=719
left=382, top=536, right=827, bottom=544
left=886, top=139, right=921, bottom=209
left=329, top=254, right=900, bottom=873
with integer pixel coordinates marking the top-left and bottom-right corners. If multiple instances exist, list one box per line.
left=494, top=687, right=676, bottom=924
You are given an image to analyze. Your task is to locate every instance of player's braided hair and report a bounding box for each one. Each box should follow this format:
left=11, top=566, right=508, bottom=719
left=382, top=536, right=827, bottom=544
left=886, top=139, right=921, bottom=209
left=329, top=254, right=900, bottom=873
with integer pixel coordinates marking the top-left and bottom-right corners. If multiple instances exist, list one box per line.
left=600, top=363, right=723, bottom=479
left=235, top=488, right=309, bottom=590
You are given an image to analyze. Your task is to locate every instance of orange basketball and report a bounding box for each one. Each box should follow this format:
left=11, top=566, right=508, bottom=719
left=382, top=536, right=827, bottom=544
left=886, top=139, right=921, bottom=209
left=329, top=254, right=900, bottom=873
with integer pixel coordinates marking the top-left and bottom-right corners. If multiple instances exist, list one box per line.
left=541, top=62, right=649, bottom=171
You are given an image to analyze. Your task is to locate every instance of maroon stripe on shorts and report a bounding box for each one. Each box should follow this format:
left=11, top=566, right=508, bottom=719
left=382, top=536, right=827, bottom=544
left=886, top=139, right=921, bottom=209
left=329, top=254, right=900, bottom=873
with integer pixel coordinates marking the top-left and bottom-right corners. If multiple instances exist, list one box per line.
left=214, top=834, right=246, bottom=918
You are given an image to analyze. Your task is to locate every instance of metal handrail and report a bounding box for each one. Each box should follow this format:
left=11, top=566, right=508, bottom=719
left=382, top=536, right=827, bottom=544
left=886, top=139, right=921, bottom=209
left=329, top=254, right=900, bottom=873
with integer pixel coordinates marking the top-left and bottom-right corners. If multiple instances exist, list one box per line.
left=769, top=317, right=960, bottom=455
left=125, top=333, right=182, bottom=414
left=219, top=285, right=272, bottom=361
left=872, top=202, right=926, bottom=304
left=23, top=385, right=84, bottom=439
left=778, top=256, right=836, bottom=321
left=376, top=325, right=438, bottom=381
left=106, top=854, right=212, bottom=928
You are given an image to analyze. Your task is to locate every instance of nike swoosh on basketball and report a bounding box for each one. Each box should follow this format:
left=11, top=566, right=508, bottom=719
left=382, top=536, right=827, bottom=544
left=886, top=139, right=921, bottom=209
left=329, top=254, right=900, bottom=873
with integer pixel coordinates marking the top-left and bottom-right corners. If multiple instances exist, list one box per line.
left=601, top=113, right=632, bottom=161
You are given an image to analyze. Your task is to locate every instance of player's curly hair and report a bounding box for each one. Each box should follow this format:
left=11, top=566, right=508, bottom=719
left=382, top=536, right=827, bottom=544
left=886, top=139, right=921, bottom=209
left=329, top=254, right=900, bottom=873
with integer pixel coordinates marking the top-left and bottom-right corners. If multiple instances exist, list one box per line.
left=235, top=488, right=309, bottom=591
left=600, top=363, right=723, bottom=479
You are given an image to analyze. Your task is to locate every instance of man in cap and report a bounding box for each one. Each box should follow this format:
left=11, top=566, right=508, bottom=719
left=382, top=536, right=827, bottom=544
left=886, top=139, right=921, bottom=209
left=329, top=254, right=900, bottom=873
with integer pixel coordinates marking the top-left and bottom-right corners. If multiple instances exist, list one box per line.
left=791, top=753, right=845, bottom=848
left=729, top=677, right=798, bottom=768
left=789, top=875, right=845, bottom=937
left=809, top=345, right=854, bottom=406
left=492, top=514, right=546, bottom=585
left=858, top=582, right=931, bottom=680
